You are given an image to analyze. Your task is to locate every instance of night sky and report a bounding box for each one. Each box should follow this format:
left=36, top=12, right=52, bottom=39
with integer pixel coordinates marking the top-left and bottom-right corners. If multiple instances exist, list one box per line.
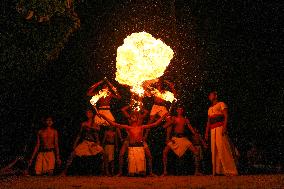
left=0, top=0, right=283, bottom=171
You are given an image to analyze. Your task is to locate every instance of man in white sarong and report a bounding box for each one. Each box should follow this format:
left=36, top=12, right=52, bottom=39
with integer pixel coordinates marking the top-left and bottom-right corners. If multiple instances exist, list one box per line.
left=128, top=146, right=146, bottom=175
left=117, top=105, right=156, bottom=176
left=205, top=91, right=238, bottom=176
left=98, top=111, right=168, bottom=176
left=29, top=116, right=61, bottom=175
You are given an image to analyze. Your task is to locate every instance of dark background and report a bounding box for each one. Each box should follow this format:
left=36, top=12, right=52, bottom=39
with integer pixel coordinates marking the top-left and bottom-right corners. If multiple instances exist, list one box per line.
left=1, top=0, right=283, bottom=173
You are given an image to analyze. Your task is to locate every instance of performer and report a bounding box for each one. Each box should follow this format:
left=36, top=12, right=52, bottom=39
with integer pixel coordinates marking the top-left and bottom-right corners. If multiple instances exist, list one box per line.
left=29, top=116, right=61, bottom=175
left=63, top=110, right=106, bottom=175
left=205, top=91, right=238, bottom=176
left=87, top=78, right=121, bottom=127
left=117, top=105, right=156, bottom=176
left=98, top=111, right=169, bottom=176
left=191, top=128, right=208, bottom=175
left=162, top=107, right=200, bottom=176
left=102, top=126, right=120, bottom=176
left=147, top=79, right=176, bottom=122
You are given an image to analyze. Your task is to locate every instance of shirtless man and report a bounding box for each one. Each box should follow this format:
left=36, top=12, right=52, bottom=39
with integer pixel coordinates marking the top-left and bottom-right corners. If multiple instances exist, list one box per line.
left=98, top=111, right=169, bottom=176
left=162, top=107, right=200, bottom=176
left=191, top=128, right=208, bottom=175
left=118, top=104, right=156, bottom=176
left=102, top=126, right=120, bottom=176
left=87, top=78, right=121, bottom=127
left=29, top=116, right=61, bottom=175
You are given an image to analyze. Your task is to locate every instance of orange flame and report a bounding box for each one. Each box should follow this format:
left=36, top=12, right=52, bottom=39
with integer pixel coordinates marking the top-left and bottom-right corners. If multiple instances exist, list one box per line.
left=115, top=32, right=174, bottom=96
left=151, top=89, right=177, bottom=103
left=90, top=89, right=110, bottom=106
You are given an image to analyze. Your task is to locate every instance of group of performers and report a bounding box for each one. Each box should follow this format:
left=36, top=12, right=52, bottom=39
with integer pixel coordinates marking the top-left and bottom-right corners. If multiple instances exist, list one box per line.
left=27, top=79, right=238, bottom=177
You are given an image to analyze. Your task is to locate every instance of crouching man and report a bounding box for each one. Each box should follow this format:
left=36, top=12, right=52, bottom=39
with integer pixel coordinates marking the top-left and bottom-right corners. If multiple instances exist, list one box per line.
left=162, top=107, right=201, bottom=176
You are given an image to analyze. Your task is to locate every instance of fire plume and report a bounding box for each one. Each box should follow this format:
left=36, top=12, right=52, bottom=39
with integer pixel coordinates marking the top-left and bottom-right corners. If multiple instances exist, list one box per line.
left=115, top=32, right=174, bottom=96
left=90, top=89, right=110, bottom=106
left=151, top=89, right=176, bottom=103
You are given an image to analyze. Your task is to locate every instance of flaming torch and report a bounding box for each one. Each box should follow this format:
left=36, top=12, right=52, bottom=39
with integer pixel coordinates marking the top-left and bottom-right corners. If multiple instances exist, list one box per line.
left=150, top=88, right=176, bottom=103
left=90, top=88, right=110, bottom=115
left=115, top=32, right=174, bottom=110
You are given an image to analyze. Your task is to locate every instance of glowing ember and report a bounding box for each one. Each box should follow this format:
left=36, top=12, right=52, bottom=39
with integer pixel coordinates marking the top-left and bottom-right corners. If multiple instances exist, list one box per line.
left=115, top=32, right=174, bottom=95
left=90, top=89, right=110, bottom=106
left=151, top=89, right=177, bottom=103
left=132, top=100, right=143, bottom=111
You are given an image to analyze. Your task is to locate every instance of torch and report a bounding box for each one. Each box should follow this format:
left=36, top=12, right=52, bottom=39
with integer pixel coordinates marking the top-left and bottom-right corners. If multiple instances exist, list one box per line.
left=104, top=77, right=120, bottom=97
left=93, top=106, right=102, bottom=118
left=89, top=88, right=110, bottom=118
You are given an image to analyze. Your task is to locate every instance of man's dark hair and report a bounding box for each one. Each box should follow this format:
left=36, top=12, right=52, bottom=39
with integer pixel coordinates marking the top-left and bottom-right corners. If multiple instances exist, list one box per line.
left=209, top=91, right=218, bottom=96
left=44, top=115, right=54, bottom=121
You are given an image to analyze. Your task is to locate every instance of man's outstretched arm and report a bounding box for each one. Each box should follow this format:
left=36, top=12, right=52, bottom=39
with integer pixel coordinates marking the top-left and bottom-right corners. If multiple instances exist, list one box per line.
left=143, top=113, right=169, bottom=129
left=98, top=113, right=131, bottom=130
left=105, top=79, right=121, bottom=99
left=163, top=116, right=173, bottom=129
left=86, top=80, right=104, bottom=96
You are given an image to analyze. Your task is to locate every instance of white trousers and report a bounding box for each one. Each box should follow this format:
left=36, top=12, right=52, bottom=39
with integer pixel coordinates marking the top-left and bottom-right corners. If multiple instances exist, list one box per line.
left=211, top=126, right=238, bottom=175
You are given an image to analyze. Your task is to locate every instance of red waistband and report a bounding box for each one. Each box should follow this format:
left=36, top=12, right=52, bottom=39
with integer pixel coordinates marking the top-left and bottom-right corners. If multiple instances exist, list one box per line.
left=210, top=122, right=224, bottom=129
left=208, top=114, right=224, bottom=119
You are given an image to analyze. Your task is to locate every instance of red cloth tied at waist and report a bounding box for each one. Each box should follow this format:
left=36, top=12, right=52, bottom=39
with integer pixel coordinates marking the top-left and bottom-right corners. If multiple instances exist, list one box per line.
left=209, top=114, right=224, bottom=129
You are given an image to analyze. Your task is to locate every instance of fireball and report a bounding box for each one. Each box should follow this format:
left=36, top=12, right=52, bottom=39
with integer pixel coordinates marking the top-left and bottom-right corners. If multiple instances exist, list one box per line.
left=115, top=32, right=174, bottom=95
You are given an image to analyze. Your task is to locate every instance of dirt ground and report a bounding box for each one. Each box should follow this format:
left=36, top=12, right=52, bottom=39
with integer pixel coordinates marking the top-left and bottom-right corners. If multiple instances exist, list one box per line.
left=0, top=175, right=283, bottom=189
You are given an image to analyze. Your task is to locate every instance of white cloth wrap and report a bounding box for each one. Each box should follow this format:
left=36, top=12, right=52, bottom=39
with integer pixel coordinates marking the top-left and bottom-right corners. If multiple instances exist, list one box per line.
left=128, top=147, right=146, bottom=174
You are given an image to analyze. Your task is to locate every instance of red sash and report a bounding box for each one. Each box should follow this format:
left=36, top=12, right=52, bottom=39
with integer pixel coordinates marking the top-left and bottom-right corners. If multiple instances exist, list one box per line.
left=210, top=121, right=224, bottom=129
left=209, top=114, right=224, bottom=129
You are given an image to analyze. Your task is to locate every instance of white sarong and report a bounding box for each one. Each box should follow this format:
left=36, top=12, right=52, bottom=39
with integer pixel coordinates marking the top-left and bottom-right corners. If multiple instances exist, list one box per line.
left=211, top=126, right=238, bottom=175
left=128, top=147, right=146, bottom=175
left=35, top=151, right=55, bottom=175
left=167, top=137, right=194, bottom=157
left=74, top=140, right=103, bottom=157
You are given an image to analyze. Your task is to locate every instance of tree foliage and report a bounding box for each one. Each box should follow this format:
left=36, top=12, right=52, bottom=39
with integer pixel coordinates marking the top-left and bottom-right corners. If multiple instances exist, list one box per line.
left=1, top=0, right=80, bottom=81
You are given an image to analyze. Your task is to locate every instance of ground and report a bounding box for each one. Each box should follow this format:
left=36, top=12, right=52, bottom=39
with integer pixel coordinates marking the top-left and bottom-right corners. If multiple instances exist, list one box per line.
left=0, top=175, right=283, bottom=189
